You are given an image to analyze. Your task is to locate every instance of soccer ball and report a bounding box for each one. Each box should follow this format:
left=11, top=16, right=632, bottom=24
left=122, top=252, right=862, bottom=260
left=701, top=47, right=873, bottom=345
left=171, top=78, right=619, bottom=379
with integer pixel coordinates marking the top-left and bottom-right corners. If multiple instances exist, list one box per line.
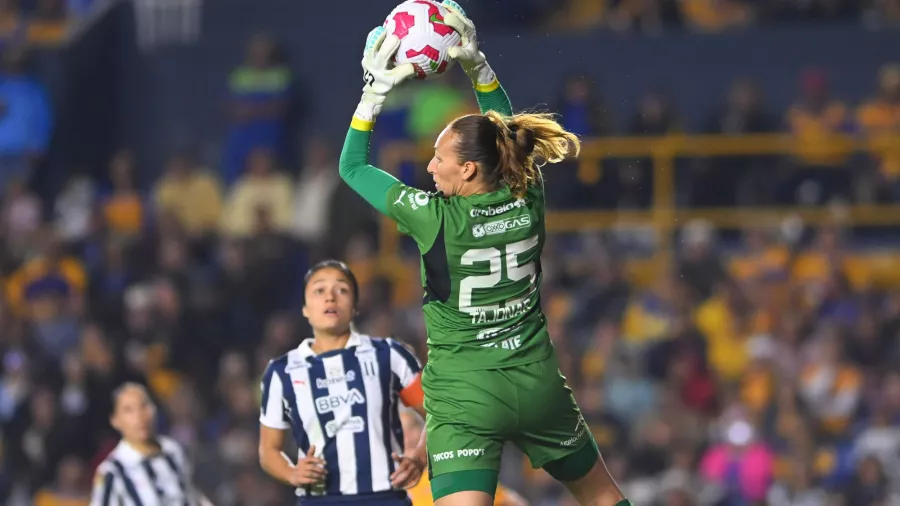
left=383, top=0, right=461, bottom=80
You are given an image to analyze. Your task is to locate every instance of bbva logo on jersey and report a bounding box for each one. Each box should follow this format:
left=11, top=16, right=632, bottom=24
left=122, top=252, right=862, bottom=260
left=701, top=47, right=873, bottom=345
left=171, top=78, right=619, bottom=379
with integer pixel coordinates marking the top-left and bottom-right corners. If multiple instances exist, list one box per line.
left=315, top=388, right=365, bottom=414
left=472, top=215, right=531, bottom=238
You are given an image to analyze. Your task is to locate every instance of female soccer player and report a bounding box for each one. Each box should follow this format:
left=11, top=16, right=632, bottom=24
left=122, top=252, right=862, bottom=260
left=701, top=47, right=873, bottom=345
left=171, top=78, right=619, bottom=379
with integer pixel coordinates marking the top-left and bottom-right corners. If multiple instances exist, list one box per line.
left=259, top=260, right=427, bottom=505
left=90, top=383, right=212, bottom=506
left=338, top=4, right=633, bottom=506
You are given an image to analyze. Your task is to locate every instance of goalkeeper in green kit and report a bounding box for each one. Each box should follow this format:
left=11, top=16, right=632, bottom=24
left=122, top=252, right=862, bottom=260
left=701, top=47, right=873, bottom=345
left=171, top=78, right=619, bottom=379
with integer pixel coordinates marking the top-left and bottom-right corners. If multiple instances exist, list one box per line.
left=339, top=4, right=633, bottom=506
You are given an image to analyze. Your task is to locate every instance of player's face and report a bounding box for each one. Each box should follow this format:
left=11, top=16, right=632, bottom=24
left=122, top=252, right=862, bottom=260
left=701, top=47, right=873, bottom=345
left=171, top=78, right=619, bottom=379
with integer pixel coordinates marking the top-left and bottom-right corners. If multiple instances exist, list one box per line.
left=302, top=268, right=355, bottom=335
left=111, top=386, right=157, bottom=443
left=428, top=125, right=467, bottom=196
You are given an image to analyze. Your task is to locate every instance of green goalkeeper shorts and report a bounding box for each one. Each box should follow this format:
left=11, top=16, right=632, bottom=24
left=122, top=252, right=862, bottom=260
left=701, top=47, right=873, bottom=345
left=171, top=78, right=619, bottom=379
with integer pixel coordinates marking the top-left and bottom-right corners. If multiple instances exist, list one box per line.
left=422, top=355, right=596, bottom=499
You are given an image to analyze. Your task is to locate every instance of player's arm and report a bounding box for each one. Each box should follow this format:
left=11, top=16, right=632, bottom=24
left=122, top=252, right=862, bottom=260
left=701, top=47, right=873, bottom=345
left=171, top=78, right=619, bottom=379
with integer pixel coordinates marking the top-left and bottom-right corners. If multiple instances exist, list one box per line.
left=258, top=360, right=326, bottom=487
left=391, top=340, right=427, bottom=454
left=441, top=1, right=513, bottom=117
left=339, top=27, right=414, bottom=216
left=339, top=30, right=442, bottom=251
left=388, top=339, right=427, bottom=488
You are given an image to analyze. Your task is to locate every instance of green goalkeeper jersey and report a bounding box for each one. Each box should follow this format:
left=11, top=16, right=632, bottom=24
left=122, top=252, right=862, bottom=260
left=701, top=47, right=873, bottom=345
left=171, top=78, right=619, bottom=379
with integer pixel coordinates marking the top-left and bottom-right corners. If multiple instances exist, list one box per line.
left=384, top=180, right=552, bottom=371
left=339, top=81, right=552, bottom=371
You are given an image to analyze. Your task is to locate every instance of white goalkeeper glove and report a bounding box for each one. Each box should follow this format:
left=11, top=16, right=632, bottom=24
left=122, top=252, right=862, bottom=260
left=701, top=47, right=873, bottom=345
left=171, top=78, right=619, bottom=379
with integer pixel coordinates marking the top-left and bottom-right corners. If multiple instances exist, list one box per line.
left=441, top=1, right=496, bottom=88
left=354, top=27, right=415, bottom=125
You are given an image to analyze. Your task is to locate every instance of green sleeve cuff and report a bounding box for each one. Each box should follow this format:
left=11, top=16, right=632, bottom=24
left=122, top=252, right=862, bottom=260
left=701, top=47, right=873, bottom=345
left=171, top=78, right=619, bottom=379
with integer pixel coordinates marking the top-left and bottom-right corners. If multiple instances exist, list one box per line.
left=475, top=83, right=513, bottom=116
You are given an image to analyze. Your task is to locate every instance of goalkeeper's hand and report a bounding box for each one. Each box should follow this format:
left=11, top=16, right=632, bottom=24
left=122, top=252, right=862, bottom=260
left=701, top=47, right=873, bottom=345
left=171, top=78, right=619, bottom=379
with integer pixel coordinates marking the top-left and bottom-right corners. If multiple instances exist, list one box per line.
left=441, top=1, right=496, bottom=88
left=354, top=27, right=415, bottom=124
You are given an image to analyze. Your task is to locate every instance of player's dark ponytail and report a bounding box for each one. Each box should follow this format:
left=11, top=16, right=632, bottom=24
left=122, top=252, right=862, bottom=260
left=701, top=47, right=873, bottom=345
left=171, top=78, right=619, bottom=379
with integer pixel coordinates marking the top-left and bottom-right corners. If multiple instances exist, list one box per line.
left=451, top=111, right=580, bottom=198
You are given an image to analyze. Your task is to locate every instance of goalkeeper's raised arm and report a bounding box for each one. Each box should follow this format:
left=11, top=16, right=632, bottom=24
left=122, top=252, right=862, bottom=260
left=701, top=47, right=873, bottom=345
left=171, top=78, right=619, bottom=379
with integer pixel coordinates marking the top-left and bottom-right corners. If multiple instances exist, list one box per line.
left=441, top=0, right=512, bottom=116
left=338, top=2, right=513, bottom=218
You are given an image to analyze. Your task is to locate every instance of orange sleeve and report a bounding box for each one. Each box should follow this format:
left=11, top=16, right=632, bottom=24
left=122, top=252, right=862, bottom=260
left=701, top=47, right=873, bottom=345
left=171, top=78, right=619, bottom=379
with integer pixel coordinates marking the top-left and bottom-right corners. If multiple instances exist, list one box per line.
left=400, top=373, right=424, bottom=408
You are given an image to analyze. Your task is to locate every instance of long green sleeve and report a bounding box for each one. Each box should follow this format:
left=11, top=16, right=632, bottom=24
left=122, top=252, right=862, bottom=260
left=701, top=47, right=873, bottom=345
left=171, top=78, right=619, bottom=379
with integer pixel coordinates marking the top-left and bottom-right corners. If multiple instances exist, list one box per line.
left=338, top=127, right=399, bottom=215
left=474, top=82, right=513, bottom=116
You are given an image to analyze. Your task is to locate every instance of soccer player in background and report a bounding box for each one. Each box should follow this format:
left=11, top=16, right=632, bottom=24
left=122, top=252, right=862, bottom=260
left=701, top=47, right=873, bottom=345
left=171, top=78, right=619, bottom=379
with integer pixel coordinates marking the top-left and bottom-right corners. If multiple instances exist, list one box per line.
left=337, top=3, right=633, bottom=506
left=90, top=383, right=211, bottom=506
left=258, top=260, right=427, bottom=505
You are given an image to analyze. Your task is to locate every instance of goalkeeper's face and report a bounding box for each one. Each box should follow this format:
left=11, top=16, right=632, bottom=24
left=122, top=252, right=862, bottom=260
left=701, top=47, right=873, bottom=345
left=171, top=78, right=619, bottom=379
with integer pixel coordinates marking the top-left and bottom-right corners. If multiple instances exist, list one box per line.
left=302, top=267, right=355, bottom=336
left=428, top=125, right=471, bottom=196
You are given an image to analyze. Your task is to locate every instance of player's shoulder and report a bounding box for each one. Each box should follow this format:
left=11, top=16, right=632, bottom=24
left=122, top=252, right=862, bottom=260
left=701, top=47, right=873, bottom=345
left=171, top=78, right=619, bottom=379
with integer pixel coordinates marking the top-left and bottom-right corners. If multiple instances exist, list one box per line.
left=383, top=337, right=421, bottom=366
left=390, top=183, right=445, bottom=211
left=95, top=457, right=118, bottom=477
left=264, top=348, right=309, bottom=375
left=357, top=334, right=394, bottom=353
left=158, top=435, right=185, bottom=457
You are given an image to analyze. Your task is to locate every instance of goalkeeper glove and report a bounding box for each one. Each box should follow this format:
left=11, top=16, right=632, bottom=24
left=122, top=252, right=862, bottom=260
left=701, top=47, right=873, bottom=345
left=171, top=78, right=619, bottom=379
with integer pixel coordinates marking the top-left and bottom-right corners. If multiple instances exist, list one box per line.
left=354, top=27, right=415, bottom=125
left=441, top=1, right=497, bottom=89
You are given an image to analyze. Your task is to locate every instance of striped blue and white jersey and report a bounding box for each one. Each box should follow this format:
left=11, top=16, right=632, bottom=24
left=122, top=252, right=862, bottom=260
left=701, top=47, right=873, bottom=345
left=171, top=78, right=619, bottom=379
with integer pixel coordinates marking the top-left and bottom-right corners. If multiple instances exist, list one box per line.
left=89, top=435, right=200, bottom=506
left=260, top=333, right=423, bottom=498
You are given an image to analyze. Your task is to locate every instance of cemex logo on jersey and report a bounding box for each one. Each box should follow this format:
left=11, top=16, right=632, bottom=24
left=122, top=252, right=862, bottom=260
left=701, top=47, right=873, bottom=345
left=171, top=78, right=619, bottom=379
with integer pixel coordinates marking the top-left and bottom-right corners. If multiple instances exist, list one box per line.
left=472, top=215, right=531, bottom=238
left=469, top=198, right=526, bottom=218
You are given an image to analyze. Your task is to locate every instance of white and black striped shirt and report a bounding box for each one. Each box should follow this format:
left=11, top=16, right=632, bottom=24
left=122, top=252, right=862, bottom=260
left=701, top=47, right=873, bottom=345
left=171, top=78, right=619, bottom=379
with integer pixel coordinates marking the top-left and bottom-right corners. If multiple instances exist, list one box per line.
left=260, top=333, right=422, bottom=498
left=90, top=435, right=200, bottom=506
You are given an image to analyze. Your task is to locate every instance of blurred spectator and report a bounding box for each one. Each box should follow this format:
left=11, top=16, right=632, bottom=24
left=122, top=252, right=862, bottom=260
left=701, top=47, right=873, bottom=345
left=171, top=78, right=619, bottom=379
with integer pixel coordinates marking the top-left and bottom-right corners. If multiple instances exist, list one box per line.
left=32, top=455, right=89, bottom=506
left=785, top=69, right=851, bottom=204
left=34, top=0, right=65, bottom=21
left=866, top=0, right=900, bottom=26
left=53, top=174, right=95, bottom=247
left=767, top=0, right=860, bottom=20
left=630, top=91, right=680, bottom=136
left=695, top=79, right=778, bottom=206
left=1, top=175, right=40, bottom=257
left=700, top=417, right=775, bottom=504
left=728, top=227, right=790, bottom=282
left=0, top=46, right=51, bottom=193
left=621, top=271, right=679, bottom=348
left=5, top=228, right=85, bottom=319
left=857, top=63, right=900, bottom=200
left=290, top=136, right=339, bottom=249
left=842, top=455, right=898, bottom=505
left=799, top=329, right=863, bottom=435
left=680, top=0, right=753, bottom=32
left=604, top=351, right=658, bottom=424
left=678, top=219, right=725, bottom=301
left=608, top=0, right=680, bottom=33
left=220, top=147, right=292, bottom=238
left=556, top=74, right=614, bottom=138
left=153, top=152, right=223, bottom=238
left=406, top=72, right=473, bottom=142
left=223, top=33, right=292, bottom=185
left=766, top=461, right=828, bottom=506
left=100, top=150, right=144, bottom=242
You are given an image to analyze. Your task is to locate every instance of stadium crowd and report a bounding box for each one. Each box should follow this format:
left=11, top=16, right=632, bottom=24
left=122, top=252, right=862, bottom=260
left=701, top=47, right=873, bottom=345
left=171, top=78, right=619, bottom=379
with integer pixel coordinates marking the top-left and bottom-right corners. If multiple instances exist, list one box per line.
left=0, top=15, right=899, bottom=506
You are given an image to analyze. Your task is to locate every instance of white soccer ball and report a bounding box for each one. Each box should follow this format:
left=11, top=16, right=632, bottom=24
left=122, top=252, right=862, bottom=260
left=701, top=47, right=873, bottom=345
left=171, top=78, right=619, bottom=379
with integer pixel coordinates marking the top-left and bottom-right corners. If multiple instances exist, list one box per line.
left=383, top=0, right=461, bottom=80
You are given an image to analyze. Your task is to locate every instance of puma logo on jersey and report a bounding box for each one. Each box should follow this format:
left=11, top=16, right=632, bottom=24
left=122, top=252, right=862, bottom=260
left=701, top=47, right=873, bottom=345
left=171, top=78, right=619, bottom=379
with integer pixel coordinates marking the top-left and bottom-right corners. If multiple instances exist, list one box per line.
left=393, top=189, right=408, bottom=206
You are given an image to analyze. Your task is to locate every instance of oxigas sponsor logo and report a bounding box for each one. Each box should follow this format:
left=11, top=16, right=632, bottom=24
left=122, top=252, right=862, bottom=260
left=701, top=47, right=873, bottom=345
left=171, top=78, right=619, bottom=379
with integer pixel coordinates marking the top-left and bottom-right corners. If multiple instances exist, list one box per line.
left=471, top=215, right=531, bottom=238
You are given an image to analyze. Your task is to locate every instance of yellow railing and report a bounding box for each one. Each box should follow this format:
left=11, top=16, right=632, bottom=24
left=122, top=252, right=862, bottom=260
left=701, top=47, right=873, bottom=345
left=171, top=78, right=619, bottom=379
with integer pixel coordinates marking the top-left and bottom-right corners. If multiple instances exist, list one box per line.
left=375, top=133, right=900, bottom=285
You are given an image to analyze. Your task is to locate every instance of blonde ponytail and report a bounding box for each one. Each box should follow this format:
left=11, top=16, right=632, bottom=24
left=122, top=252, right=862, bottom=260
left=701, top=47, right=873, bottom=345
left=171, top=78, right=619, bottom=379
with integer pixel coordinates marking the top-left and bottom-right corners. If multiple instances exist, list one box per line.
left=452, top=111, right=580, bottom=198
